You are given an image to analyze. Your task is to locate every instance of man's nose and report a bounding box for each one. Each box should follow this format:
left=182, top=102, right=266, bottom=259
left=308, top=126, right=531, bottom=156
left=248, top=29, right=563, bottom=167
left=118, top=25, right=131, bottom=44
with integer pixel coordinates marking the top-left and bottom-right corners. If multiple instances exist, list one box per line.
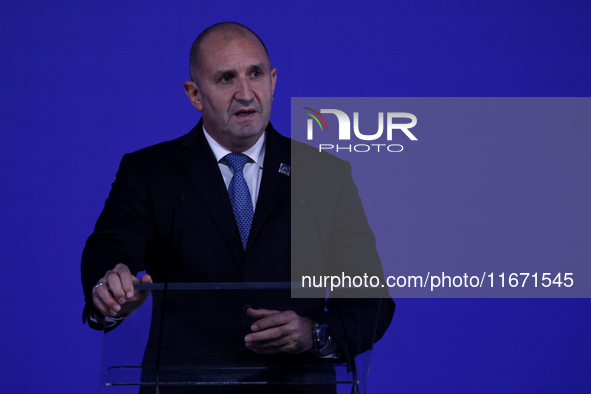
left=234, top=78, right=255, bottom=102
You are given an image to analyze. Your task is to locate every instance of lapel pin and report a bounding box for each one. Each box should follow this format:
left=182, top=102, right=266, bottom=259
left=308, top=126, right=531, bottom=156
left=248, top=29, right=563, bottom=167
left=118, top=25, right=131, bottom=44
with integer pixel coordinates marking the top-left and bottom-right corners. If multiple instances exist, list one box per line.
left=278, top=163, right=291, bottom=176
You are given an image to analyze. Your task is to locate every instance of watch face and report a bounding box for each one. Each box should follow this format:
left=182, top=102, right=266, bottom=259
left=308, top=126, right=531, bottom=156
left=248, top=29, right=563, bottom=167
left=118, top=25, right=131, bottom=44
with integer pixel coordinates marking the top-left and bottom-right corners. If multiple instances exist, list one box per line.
left=315, top=323, right=329, bottom=347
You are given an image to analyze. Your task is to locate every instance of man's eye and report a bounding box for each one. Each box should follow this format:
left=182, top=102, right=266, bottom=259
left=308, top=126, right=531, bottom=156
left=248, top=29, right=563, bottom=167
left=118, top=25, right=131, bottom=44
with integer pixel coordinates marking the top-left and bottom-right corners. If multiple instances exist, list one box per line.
left=221, top=75, right=233, bottom=82
left=251, top=70, right=261, bottom=77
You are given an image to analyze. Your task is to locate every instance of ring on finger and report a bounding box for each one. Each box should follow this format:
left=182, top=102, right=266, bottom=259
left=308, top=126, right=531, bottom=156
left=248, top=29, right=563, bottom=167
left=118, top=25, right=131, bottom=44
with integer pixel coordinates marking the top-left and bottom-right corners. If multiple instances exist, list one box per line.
left=95, top=282, right=105, bottom=289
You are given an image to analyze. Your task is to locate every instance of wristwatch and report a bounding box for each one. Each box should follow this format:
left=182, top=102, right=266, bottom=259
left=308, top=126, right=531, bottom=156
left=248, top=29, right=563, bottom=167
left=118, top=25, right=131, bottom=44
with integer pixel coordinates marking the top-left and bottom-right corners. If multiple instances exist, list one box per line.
left=312, top=322, right=330, bottom=350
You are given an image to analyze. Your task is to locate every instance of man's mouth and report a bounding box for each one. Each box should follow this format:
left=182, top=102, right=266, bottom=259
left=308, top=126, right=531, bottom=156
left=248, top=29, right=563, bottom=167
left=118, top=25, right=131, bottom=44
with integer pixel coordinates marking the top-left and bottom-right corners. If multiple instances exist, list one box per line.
left=235, top=109, right=256, bottom=117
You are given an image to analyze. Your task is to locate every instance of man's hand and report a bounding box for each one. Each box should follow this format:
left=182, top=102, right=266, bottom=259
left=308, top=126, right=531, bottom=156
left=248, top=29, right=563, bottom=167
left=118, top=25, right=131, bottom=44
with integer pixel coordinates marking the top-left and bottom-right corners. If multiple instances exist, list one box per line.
left=244, top=308, right=314, bottom=354
left=92, top=263, right=152, bottom=318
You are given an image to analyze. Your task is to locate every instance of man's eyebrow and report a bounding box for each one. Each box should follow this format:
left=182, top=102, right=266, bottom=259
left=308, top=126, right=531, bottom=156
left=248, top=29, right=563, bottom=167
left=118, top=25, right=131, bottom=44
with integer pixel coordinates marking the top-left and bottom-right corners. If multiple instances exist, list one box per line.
left=247, top=63, right=266, bottom=71
left=211, top=63, right=267, bottom=81
left=212, top=69, right=238, bottom=79
left=215, top=63, right=266, bottom=74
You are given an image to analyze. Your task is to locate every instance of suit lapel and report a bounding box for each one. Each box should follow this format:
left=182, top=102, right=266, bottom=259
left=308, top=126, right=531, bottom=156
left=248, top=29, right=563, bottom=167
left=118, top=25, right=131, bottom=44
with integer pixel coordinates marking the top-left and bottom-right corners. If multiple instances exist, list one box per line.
left=248, top=123, right=290, bottom=249
left=177, top=121, right=245, bottom=270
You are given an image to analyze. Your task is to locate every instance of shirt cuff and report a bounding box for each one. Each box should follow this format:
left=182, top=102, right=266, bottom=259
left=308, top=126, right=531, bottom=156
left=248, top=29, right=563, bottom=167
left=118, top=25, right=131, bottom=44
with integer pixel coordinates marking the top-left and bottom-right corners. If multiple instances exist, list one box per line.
left=88, top=304, right=126, bottom=328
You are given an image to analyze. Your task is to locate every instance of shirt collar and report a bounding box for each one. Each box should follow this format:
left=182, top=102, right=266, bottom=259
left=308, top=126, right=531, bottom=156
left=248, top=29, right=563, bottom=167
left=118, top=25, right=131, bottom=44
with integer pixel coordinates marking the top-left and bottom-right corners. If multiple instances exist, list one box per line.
left=203, top=125, right=266, bottom=168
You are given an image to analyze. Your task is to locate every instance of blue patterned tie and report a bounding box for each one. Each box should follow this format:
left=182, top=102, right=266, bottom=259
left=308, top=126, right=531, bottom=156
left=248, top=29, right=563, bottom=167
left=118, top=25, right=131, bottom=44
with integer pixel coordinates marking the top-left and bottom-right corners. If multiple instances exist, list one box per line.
left=225, top=153, right=254, bottom=250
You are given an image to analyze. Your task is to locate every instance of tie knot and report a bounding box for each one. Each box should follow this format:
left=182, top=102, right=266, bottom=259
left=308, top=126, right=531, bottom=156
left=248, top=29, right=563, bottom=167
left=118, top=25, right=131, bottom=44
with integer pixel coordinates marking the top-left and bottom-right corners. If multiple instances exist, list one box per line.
left=225, top=152, right=249, bottom=172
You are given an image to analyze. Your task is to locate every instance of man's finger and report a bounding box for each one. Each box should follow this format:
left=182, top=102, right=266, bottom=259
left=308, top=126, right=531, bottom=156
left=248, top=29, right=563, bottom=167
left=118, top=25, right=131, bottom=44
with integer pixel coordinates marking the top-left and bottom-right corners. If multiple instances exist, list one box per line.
left=103, top=292, right=122, bottom=314
left=92, top=293, right=109, bottom=315
left=113, top=263, right=135, bottom=299
left=94, top=281, right=117, bottom=307
left=250, top=310, right=296, bottom=331
left=139, top=274, right=152, bottom=283
left=105, top=271, right=126, bottom=304
left=94, top=285, right=122, bottom=316
left=246, top=336, right=300, bottom=354
left=245, top=326, right=287, bottom=344
left=246, top=308, right=280, bottom=319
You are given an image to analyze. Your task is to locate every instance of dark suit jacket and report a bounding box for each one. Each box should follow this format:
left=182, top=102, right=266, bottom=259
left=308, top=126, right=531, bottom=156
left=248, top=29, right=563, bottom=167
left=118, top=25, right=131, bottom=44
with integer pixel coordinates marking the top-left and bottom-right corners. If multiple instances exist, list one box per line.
left=81, top=120, right=394, bottom=376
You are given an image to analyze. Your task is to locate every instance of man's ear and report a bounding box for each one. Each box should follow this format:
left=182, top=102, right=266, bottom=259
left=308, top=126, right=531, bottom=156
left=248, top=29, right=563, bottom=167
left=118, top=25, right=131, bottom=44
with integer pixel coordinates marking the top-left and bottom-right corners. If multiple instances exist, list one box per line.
left=270, top=68, right=277, bottom=101
left=184, top=80, right=203, bottom=111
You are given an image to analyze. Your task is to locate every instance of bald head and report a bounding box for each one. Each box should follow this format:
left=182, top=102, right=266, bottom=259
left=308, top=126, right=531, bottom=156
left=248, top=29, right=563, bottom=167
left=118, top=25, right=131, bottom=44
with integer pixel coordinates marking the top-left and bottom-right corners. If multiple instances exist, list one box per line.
left=189, top=22, right=269, bottom=83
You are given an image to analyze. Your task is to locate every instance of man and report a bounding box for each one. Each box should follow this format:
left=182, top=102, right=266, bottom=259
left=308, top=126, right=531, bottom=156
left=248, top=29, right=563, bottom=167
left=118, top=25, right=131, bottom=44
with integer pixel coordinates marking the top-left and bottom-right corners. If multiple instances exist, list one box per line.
left=82, top=22, right=394, bottom=393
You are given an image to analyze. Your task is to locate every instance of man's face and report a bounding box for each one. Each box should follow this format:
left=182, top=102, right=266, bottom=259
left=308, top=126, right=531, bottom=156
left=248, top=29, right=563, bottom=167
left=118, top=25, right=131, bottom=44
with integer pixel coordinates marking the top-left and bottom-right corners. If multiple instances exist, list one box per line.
left=186, top=30, right=277, bottom=151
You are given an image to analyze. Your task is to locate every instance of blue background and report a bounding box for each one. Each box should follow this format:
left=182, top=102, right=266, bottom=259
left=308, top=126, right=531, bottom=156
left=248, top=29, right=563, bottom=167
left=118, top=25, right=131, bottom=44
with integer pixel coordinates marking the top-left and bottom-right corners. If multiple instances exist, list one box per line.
left=1, top=1, right=589, bottom=393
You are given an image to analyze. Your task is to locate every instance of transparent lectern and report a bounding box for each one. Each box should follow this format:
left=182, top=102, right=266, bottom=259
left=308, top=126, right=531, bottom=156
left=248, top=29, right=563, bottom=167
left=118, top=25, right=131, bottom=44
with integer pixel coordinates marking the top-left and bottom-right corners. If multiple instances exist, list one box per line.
left=99, top=282, right=385, bottom=393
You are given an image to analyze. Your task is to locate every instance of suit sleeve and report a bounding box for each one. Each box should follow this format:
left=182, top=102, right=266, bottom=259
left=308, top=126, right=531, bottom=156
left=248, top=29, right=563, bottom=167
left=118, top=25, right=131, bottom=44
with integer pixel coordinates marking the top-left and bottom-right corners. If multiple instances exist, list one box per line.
left=307, top=160, right=395, bottom=364
left=81, top=153, right=155, bottom=330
